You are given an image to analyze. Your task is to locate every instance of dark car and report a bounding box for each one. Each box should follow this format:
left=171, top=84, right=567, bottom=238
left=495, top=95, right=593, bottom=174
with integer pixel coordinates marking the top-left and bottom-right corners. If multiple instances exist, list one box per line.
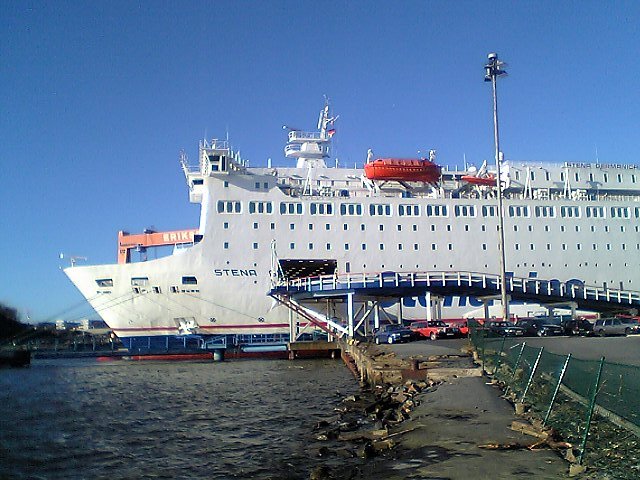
left=561, top=318, right=594, bottom=336
left=518, top=318, right=564, bottom=337
left=486, top=321, right=525, bottom=337
left=373, top=324, right=415, bottom=344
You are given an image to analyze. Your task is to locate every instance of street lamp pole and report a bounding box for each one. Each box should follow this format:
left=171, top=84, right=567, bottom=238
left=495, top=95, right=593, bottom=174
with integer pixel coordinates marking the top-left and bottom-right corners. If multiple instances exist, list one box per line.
left=485, top=52, right=509, bottom=321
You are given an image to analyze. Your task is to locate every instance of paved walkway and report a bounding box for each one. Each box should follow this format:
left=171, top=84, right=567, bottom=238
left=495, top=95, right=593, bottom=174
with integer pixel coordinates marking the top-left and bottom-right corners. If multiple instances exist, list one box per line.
left=370, top=340, right=569, bottom=479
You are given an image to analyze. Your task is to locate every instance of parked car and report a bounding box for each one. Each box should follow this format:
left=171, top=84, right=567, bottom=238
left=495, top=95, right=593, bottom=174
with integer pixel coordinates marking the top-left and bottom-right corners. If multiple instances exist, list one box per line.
left=593, top=317, right=638, bottom=336
left=409, top=320, right=461, bottom=340
left=517, top=318, right=564, bottom=337
left=373, top=324, right=416, bottom=344
left=561, top=318, right=594, bottom=336
left=486, top=321, right=526, bottom=337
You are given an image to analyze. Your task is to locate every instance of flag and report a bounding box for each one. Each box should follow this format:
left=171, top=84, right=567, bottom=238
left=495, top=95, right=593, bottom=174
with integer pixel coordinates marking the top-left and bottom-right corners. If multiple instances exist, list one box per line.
left=327, top=128, right=336, bottom=137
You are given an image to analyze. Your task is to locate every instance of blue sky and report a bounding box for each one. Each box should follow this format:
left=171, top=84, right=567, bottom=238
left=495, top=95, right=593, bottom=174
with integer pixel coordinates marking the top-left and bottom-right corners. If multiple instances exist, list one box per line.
left=1, top=1, right=639, bottom=323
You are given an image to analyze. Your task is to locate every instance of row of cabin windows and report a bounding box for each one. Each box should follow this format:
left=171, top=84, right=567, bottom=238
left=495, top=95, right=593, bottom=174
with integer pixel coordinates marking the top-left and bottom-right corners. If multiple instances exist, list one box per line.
left=218, top=200, right=640, bottom=219
left=514, top=170, right=638, bottom=184
left=233, top=221, right=638, bottom=235
left=224, top=241, right=638, bottom=252
left=96, top=276, right=198, bottom=288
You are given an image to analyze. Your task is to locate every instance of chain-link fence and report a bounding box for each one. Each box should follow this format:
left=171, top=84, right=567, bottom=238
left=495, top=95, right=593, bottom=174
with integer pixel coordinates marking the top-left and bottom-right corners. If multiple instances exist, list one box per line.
left=470, top=328, right=640, bottom=478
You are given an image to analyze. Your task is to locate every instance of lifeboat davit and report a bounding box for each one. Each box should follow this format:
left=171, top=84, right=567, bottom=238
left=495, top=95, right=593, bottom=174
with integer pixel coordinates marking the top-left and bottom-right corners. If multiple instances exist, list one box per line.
left=364, top=158, right=441, bottom=183
left=460, top=174, right=496, bottom=186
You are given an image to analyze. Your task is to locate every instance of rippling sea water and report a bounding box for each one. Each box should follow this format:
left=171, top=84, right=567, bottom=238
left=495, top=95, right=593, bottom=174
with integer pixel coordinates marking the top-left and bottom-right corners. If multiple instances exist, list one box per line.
left=0, top=358, right=359, bottom=479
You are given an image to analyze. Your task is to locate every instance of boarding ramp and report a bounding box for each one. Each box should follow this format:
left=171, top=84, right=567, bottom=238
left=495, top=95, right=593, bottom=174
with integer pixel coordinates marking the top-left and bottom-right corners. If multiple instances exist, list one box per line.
left=269, top=271, right=640, bottom=339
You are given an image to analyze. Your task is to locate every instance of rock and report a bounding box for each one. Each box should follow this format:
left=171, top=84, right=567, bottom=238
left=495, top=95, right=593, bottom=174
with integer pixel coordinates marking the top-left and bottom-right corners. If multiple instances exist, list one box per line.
left=372, top=439, right=395, bottom=452
left=310, top=465, right=333, bottom=480
left=568, top=463, right=587, bottom=477
left=357, top=441, right=375, bottom=459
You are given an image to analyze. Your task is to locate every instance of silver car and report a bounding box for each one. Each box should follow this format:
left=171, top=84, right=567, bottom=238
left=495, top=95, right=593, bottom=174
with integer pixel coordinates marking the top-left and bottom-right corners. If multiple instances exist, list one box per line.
left=593, top=318, right=636, bottom=336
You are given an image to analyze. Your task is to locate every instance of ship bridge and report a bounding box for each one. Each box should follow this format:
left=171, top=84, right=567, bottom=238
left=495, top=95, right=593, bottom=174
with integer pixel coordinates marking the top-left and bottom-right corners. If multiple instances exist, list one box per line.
left=269, top=271, right=640, bottom=340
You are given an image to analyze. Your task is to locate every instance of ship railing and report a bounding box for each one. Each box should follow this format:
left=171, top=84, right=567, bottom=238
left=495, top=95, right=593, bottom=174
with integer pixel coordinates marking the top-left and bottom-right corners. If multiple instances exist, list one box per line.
left=288, top=131, right=324, bottom=142
left=280, top=271, right=640, bottom=307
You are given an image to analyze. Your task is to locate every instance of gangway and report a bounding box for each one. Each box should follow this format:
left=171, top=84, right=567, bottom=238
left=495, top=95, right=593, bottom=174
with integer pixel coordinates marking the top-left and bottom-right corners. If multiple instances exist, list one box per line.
left=269, top=270, right=640, bottom=339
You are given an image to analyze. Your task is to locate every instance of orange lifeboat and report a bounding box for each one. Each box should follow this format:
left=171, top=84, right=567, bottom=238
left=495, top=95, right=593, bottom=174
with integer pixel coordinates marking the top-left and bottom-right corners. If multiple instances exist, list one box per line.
left=460, top=174, right=496, bottom=186
left=364, top=158, right=441, bottom=183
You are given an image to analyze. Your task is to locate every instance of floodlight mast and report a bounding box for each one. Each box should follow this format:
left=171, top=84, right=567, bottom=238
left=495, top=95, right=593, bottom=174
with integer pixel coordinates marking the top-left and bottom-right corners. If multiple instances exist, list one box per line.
left=484, top=52, right=509, bottom=321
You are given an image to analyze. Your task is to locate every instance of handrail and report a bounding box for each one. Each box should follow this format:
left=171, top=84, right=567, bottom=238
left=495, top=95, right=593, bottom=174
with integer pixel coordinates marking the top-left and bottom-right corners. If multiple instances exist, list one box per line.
left=273, top=270, right=640, bottom=306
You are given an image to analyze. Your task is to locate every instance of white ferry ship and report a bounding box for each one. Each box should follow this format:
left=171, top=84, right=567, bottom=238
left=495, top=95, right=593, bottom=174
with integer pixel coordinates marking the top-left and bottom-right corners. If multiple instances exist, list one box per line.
left=65, top=102, right=640, bottom=352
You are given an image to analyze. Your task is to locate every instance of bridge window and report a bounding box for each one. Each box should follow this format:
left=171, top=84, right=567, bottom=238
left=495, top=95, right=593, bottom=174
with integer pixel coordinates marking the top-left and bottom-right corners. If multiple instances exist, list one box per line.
left=95, top=278, right=113, bottom=287
left=217, top=200, right=242, bottom=214
left=398, top=204, right=420, bottom=216
left=340, top=203, right=363, bottom=216
left=482, top=205, right=498, bottom=217
left=611, top=206, right=630, bottom=218
left=369, top=204, right=392, bottom=216
left=182, top=276, right=197, bottom=285
left=560, top=206, right=581, bottom=218
left=454, top=205, right=476, bottom=217
left=534, top=206, right=556, bottom=218
left=280, top=202, right=303, bottom=215
left=310, top=202, right=333, bottom=215
left=248, top=201, right=273, bottom=214
left=425, top=204, right=448, bottom=217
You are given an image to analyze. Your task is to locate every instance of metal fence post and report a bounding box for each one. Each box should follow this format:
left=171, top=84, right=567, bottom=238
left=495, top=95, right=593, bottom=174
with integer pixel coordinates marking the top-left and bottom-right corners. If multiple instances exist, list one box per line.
left=543, top=353, right=571, bottom=426
left=493, top=336, right=507, bottom=376
left=510, top=342, right=527, bottom=381
left=578, top=357, right=605, bottom=465
left=520, top=347, right=544, bottom=404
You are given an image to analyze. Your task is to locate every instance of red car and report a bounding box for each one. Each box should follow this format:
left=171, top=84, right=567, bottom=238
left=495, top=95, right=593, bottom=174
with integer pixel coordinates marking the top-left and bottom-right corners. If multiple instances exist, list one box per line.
left=410, top=320, right=461, bottom=340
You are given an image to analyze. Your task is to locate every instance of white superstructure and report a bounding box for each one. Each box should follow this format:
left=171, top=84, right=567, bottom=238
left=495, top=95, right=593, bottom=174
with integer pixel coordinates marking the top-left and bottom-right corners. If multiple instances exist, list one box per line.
left=65, top=103, right=640, bottom=351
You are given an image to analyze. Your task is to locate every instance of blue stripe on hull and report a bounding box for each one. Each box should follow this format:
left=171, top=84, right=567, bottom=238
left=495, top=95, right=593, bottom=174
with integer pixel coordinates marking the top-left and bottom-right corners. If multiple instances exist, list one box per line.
left=119, top=333, right=291, bottom=354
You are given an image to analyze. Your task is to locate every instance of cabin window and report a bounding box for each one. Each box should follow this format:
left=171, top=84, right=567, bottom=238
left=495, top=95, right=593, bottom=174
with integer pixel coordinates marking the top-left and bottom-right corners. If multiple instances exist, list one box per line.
left=340, top=203, right=363, bottom=216
left=290, top=243, right=295, bottom=250
left=454, top=205, right=476, bottom=217
left=224, top=242, right=229, bottom=249
left=253, top=222, right=258, bottom=229
left=560, top=206, right=581, bottom=218
left=425, top=204, right=448, bottom=217
left=310, top=202, right=333, bottom=215
left=217, top=200, right=242, bottom=214
left=369, top=204, right=392, bottom=216
left=534, top=206, right=556, bottom=218
left=131, top=277, right=149, bottom=287
left=586, top=206, right=605, bottom=218
left=95, top=279, right=113, bottom=287
left=481, top=205, right=497, bottom=217
left=280, top=202, right=303, bottom=215
left=398, top=204, right=420, bottom=216
left=248, top=201, right=273, bottom=214
left=611, top=206, right=630, bottom=218
left=182, top=276, right=198, bottom=285
left=508, top=205, right=530, bottom=217
left=344, top=243, right=350, bottom=250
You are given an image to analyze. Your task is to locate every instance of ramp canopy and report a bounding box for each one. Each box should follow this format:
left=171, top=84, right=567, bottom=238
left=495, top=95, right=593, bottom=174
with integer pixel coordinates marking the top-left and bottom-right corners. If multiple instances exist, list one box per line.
left=278, top=259, right=337, bottom=280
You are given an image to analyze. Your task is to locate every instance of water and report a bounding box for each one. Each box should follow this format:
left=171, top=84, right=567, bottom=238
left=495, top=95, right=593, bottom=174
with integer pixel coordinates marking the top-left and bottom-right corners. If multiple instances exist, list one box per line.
left=0, top=358, right=360, bottom=479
